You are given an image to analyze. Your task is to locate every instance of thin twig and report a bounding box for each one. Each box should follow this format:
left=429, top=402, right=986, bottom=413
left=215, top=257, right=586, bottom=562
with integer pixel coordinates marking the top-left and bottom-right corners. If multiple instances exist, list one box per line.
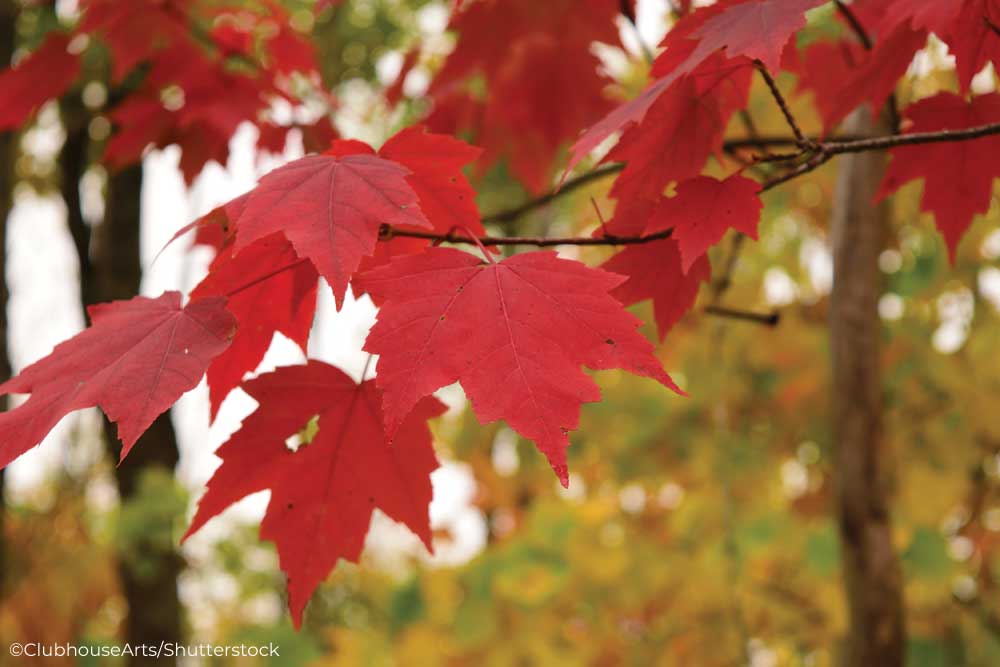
left=705, top=305, right=779, bottom=326
left=383, top=227, right=674, bottom=247
left=834, top=0, right=873, bottom=50
left=760, top=150, right=833, bottom=192
left=387, top=223, right=778, bottom=323
left=821, top=122, right=1000, bottom=153
left=755, top=61, right=809, bottom=146
left=481, top=164, right=622, bottom=225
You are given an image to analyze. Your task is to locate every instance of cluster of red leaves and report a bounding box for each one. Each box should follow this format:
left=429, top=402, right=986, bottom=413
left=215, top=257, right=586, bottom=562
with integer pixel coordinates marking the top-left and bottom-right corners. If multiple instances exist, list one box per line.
left=4, top=0, right=1000, bottom=627
left=418, top=0, right=629, bottom=193
left=0, top=0, right=330, bottom=182
left=0, top=126, right=682, bottom=626
left=791, top=0, right=1000, bottom=255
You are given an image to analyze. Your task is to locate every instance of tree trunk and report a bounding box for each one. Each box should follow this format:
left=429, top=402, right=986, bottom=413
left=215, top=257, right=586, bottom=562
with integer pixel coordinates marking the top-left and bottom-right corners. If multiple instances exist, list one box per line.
left=830, top=108, right=905, bottom=666
left=95, top=165, right=183, bottom=665
left=0, top=0, right=18, bottom=598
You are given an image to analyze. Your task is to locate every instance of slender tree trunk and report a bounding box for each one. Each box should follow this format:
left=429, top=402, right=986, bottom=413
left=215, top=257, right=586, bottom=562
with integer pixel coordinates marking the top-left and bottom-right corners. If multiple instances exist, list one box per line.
left=830, top=108, right=905, bottom=666
left=59, top=121, right=184, bottom=659
left=96, top=166, right=183, bottom=665
left=59, top=91, right=93, bottom=308
left=0, top=0, right=19, bottom=598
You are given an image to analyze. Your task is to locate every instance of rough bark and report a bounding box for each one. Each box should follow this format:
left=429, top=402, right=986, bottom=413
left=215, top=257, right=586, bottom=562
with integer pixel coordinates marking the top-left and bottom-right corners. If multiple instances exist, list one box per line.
left=830, top=108, right=905, bottom=666
left=95, top=165, right=183, bottom=665
left=0, top=0, right=18, bottom=598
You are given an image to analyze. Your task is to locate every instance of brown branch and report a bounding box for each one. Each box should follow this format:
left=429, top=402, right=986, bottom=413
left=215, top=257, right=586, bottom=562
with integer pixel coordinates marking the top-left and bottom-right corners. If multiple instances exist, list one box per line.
left=760, top=150, right=834, bottom=192
left=821, top=122, right=1000, bottom=153
left=381, top=226, right=772, bottom=324
left=383, top=227, right=674, bottom=247
left=754, top=61, right=809, bottom=146
left=705, top=305, right=779, bottom=326
left=834, top=0, right=873, bottom=50
left=481, top=164, right=623, bottom=225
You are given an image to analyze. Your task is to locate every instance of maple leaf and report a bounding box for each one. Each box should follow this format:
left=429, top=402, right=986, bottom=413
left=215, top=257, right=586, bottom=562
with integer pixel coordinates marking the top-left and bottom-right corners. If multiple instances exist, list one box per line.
left=877, top=92, right=1000, bottom=261
left=947, top=0, right=1000, bottom=93
left=0, top=293, right=235, bottom=470
left=603, top=55, right=752, bottom=217
left=329, top=128, right=485, bottom=236
left=232, top=153, right=431, bottom=307
left=875, top=0, right=964, bottom=35
left=792, top=39, right=868, bottom=132
left=566, top=0, right=823, bottom=174
left=602, top=240, right=712, bottom=341
left=684, top=0, right=828, bottom=72
left=0, top=33, right=80, bottom=130
left=80, top=0, right=192, bottom=82
left=818, top=26, right=928, bottom=130
left=427, top=0, right=623, bottom=192
left=191, top=234, right=319, bottom=419
left=646, top=174, right=763, bottom=273
left=102, top=39, right=267, bottom=182
left=159, top=193, right=247, bottom=259
left=355, top=248, right=682, bottom=486
left=379, top=125, right=485, bottom=236
left=184, top=361, right=445, bottom=627
left=306, top=129, right=486, bottom=286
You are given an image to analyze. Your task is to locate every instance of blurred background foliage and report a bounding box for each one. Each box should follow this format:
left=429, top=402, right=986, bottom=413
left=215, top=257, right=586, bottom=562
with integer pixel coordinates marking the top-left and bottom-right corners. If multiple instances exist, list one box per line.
left=3, top=1, right=1000, bottom=666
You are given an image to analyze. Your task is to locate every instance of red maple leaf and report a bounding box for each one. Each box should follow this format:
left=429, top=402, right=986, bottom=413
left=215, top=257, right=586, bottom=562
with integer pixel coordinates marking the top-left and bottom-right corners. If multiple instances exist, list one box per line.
left=355, top=248, right=681, bottom=486
left=647, top=174, right=763, bottom=273
left=191, top=234, right=319, bottom=419
left=308, top=128, right=486, bottom=284
left=820, top=26, right=927, bottom=130
left=875, top=0, right=964, bottom=35
left=603, top=55, right=752, bottom=219
left=329, top=128, right=485, bottom=236
left=567, top=0, right=823, bottom=174
left=0, top=33, right=80, bottom=130
left=0, top=293, right=235, bottom=469
left=232, top=153, right=431, bottom=306
left=946, top=0, right=1000, bottom=93
left=878, top=92, right=1000, bottom=261
left=379, top=125, right=485, bottom=236
left=602, top=240, right=712, bottom=341
left=682, top=0, right=828, bottom=72
left=427, top=0, right=623, bottom=192
left=183, top=361, right=445, bottom=627
left=80, top=0, right=193, bottom=82
left=792, top=39, right=868, bottom=132
left=103, top=40, right=267, bottom=182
